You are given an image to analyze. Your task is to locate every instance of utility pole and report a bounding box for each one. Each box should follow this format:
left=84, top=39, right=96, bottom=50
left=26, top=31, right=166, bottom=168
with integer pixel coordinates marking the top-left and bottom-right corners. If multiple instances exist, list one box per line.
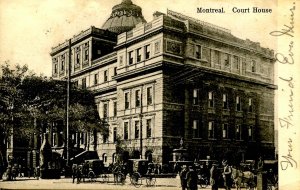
left=139, top=86, right=143, bottom=159
left=66, top=39, right=71, bottom=167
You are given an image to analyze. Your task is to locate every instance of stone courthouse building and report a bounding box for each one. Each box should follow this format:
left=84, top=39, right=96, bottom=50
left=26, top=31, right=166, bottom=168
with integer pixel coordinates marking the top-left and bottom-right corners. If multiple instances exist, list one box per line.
left=50, top=0, right=276, bottom=165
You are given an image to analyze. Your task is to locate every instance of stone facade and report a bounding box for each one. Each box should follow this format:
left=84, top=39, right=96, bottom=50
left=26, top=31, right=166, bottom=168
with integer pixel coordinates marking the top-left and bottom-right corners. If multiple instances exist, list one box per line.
left=50, top=5, right=276, bottom=165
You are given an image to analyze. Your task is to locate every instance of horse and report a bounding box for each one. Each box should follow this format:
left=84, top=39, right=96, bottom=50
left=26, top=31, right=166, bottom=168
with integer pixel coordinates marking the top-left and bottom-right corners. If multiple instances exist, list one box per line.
left=231, top=167, right=256, bottom=190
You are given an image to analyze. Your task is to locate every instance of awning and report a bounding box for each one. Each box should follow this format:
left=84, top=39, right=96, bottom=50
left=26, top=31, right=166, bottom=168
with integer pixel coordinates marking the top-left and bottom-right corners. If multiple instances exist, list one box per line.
left=70, top=150, right=99, bottom=164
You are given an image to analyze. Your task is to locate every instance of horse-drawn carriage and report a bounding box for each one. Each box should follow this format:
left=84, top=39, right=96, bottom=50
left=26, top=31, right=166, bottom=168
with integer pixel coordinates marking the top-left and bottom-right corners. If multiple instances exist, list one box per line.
left=129, top=159, right=157, bottom=187
left=232, top=161, right=257, bottom=190
left=264, top=160, right=278, bottom=190
left=74, top=159, right=127, bottom=184
left=81, top=159, right=104, bottom=182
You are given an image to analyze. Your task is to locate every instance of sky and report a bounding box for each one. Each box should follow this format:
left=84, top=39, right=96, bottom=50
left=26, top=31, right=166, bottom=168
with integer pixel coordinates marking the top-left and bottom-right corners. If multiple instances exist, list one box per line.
left=0, top=0, right=278, bottom=77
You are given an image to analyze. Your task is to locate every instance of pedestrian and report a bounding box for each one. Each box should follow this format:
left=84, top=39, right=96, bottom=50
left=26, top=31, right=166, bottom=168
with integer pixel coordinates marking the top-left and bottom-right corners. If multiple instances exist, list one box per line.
left=223, top=161, right=232, bottom=190
left=34, top=166, right=40, bottom=179
left=112, top=163, right=119, bottom=183
left=174, top=162, right=181, bottom=174
left=180, top=165, right=189, bottom=190
left=76, top=165, right=82, bottom=184
left=186, top=165, right=198, bottom=190
left=72, top=164, right=77, bottom=183
left=210, top=163, right=219, bottom=190
left=257, top=156, right=264, bottom=172
left=82, top=162, right=89, bottom=182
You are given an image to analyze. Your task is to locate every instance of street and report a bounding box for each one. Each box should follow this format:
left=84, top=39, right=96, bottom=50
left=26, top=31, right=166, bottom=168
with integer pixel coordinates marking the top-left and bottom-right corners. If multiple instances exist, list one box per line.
left=2, top=176, right=180, bottom=190
left=0, top=176, right=253, bottom=190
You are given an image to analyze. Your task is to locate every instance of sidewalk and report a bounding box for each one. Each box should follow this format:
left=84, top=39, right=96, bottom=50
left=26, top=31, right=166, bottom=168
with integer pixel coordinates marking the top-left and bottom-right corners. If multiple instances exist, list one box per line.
left=0, top=176, right=184, bottom=190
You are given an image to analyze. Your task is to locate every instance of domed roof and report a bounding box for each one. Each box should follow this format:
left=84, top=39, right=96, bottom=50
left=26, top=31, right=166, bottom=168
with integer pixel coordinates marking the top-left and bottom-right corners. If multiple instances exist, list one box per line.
left=102, top=0, right=147, bottom=34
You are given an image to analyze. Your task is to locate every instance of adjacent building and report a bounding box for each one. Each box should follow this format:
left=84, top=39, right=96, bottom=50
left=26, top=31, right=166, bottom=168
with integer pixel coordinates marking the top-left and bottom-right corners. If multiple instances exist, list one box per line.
left=50, top=0, right=276, bottom=166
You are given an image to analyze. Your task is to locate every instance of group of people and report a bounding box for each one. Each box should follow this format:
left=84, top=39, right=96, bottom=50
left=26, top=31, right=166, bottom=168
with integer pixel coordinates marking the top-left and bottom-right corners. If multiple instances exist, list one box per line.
left=1, top=160, right=24, bottom=181
left=209, top=160, right=232, bottom=190
left=179, top=165, right=198, bottom=190
left=72, top=164, right=83, bottom=183
left=179, top=160, right=234, bottom=190
left=71, top=162, right=90, bottom=184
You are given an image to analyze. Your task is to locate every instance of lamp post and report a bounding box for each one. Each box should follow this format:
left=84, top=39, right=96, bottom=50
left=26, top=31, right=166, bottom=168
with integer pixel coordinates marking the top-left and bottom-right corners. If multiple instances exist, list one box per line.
left=66, top=39, right=71, bottom=168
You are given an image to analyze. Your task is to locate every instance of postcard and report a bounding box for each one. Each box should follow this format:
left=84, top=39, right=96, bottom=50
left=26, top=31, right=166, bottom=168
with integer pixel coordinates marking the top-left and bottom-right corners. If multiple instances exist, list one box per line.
left=0, top=0, right=299, bottom=189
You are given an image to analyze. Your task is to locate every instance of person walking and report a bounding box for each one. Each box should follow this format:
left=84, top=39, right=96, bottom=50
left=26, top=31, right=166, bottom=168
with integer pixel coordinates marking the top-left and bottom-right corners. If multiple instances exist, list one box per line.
left=223, top=161, right=232, bottom=190
left=180, top=165, right=189, bottom=190
left=210, top=163, right=219, bottom=190
left=186, top=165, right=198, bottom=190
left=72, top=164, right=77, bottom=183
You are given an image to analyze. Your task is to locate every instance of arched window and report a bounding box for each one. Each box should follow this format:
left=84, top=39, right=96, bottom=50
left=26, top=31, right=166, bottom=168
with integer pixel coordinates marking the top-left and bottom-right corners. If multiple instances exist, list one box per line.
left=102, top=153, right=107, bottom=165
left=112, top=153, right=116, bottom=163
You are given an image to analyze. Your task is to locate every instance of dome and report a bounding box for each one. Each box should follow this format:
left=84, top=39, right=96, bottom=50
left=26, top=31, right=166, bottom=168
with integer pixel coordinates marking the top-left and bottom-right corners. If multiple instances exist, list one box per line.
left=102, top=0, right=147, bottom=34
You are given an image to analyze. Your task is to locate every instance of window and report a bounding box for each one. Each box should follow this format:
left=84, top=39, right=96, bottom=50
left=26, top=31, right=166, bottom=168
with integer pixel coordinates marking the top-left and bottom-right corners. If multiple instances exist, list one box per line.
left=84, top=49, right=89, bottom=61
left=233, top=56, right=239, bottom=69
left=125, top=92, right=130, bottom=109
left=134, top=121, right=140, bottom=139
left=251, top=60, right=256, bottom=72
left=222, top=124, right=229, bottom=139
left=54, top=64, right=58, bottom=74
left=80, top=132, right=85, bottom=144
left=248, top=126, right=253, bottom=140
left=119, top=56, right=123, bottom=66
left=73, top=80, right=78, bottom=88
left=145, top=44, right=150, bottom=59
left=129, top=51, right=133, bottom=65
left=94, top=73, right=98, bottom=85
left=52, top=133, right=57, bottom=146
left=192, top=120, right=201, bottom=138
left=103, top=134, right=108, bottom=143
left=135, top=90, right=141, bottom=107
left=146, top=119, right=152, bottom=138
left=195, top=45, right=201, bottom=59
left=104, top=70, right=108, bottom=82
left=113, top=127, right=117, bottom=142
left=224, top=53, right=230, bottom=67
left=223, top=94, right=228, bottom=109
left=248, top=98, right=253, bottom=112
left=236, top=125, right=242, bottom=140
left=208, top=91, right=214, bottom=108
left=114, top=67, right=117, bottom=76
left=193, top=89, right=199, bottom=105
left=136, top=48, right=142, bottom=62
left=82, top=78, right=86, bottom=89
left=103, top=103, right=108, bottom=118
left=113, top=101, right=117, bottom=117
left=124, top=122, right=129, bottom=140
left=236, top=96, right=241, bottom=111
left=213, top=50, right=220, bottom=65
left=147, top=87, right=153, bottom=105
left=61, top=55, right=65, bottom=71
left=103, top=154, right=107, bottom=163
left=208, top=121, right=214, bottom=139
left=76, top=52, right=80, bottom=65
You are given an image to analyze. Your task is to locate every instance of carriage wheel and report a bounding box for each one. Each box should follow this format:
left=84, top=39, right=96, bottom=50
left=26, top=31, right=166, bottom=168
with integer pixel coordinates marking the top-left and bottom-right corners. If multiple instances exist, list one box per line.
left=130, top=172, right=142, bottom=188
left=116, top=173, right=126, bottom=185
left=146, top=176, right=156, bottom=186
left=88, top=171, right=96, bottom=182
